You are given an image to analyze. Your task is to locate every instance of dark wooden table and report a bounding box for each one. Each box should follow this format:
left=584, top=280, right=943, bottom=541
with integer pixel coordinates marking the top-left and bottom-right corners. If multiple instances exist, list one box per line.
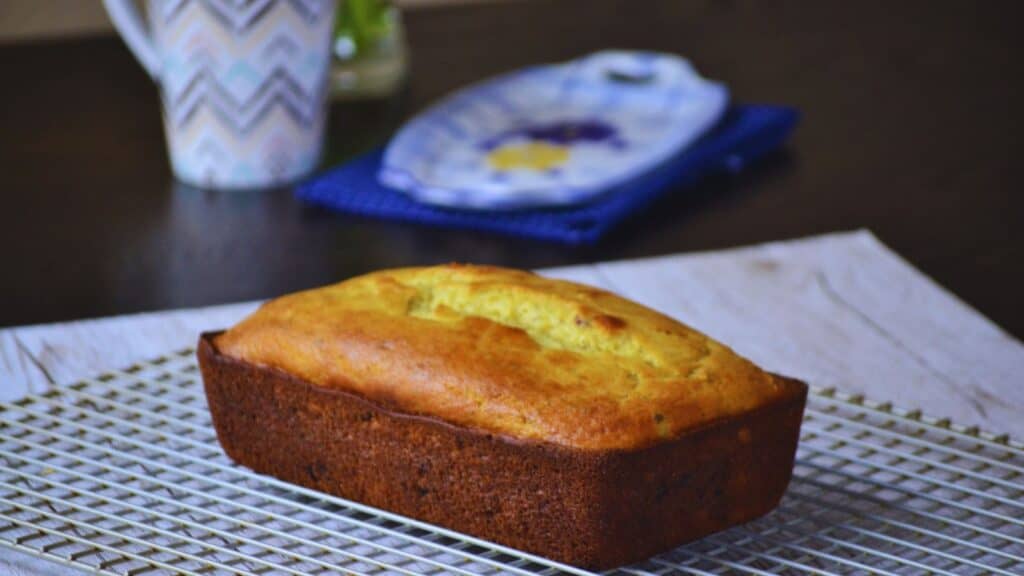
left=1, top=0, right=1021, bottom=337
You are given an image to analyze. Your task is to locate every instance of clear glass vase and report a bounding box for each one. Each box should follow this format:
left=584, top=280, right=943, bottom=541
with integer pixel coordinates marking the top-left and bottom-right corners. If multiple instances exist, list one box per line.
left=329, top=0, right=408, bottom=99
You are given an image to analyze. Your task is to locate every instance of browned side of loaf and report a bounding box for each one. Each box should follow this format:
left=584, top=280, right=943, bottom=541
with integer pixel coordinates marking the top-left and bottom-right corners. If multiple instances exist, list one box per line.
left=197, top=333, right=807, bottom=569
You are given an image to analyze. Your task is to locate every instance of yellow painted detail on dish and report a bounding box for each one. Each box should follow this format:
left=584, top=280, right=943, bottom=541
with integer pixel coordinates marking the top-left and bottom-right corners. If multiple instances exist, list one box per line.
left=485, top=142, right=570, bottom=172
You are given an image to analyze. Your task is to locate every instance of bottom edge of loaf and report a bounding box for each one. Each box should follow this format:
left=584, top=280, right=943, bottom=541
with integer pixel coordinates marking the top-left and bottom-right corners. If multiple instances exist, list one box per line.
left=197, top=331, right=807, bottom=569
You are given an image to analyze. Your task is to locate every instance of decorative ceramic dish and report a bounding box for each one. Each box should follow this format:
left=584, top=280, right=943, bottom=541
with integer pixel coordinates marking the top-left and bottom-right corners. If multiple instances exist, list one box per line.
left=380, top=50, right=729, bottom=210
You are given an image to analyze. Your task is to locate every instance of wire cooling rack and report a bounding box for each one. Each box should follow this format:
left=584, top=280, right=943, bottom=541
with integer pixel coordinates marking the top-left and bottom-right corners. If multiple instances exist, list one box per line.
left=0, top=349, right=1021, bottom=576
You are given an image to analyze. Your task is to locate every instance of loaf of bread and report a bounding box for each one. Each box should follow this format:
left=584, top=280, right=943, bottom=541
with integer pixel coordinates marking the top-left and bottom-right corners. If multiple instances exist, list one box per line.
left=198, top=264, right=806, bottom=568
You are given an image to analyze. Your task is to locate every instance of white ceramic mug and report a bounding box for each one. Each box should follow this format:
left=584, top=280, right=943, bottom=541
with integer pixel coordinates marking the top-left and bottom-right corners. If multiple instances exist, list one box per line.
left=104, top=0, right=337, bottom=190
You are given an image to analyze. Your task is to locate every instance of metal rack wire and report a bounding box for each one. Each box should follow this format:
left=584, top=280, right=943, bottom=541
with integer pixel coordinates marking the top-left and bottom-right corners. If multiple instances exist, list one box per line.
left=0, top=348, right=1021, bottom=575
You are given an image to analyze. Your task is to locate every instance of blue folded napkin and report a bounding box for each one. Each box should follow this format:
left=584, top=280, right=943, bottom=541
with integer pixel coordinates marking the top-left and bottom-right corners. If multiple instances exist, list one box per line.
left=296, top=105, right=799, bottom=245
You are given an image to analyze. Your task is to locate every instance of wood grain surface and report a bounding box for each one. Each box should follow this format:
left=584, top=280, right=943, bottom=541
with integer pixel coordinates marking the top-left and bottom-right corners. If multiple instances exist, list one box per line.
left=1, top=230, right=1023, bottom=576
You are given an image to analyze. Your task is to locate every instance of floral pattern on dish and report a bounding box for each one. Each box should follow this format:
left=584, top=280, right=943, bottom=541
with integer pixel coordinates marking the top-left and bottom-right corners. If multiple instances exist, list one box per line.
left=380, top=50, right=728, bottom=210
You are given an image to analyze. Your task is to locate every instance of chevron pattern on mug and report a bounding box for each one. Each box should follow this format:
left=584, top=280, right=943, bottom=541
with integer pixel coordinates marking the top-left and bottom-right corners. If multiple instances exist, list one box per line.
left=151, top=0, right=337, bottom=189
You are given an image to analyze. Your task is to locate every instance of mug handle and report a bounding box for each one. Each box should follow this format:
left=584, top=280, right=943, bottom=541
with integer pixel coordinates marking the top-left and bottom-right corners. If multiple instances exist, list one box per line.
left=103, top=0, right=161, bottom=79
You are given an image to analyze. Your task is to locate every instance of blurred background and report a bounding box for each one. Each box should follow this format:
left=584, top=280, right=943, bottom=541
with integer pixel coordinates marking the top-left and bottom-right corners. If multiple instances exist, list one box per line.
left=0, top=0, right=1021, bottom=337
left=0, top=0, right=456, bottom=41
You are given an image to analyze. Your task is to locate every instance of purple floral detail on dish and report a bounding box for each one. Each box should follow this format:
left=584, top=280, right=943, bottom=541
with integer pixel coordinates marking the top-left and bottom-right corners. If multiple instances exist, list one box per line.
left=481, top=120, right=626, bottom=150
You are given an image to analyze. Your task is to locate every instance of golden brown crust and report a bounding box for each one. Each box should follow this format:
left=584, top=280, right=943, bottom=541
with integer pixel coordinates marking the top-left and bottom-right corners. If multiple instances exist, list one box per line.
left=198, top=333, right=807, bottom=569
left=214, top=264, right=799, bottom=450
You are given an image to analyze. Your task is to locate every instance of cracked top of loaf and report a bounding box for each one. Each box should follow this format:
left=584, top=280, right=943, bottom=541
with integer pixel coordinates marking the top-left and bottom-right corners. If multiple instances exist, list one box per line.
left=215, top=264, right=799, bottom=450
